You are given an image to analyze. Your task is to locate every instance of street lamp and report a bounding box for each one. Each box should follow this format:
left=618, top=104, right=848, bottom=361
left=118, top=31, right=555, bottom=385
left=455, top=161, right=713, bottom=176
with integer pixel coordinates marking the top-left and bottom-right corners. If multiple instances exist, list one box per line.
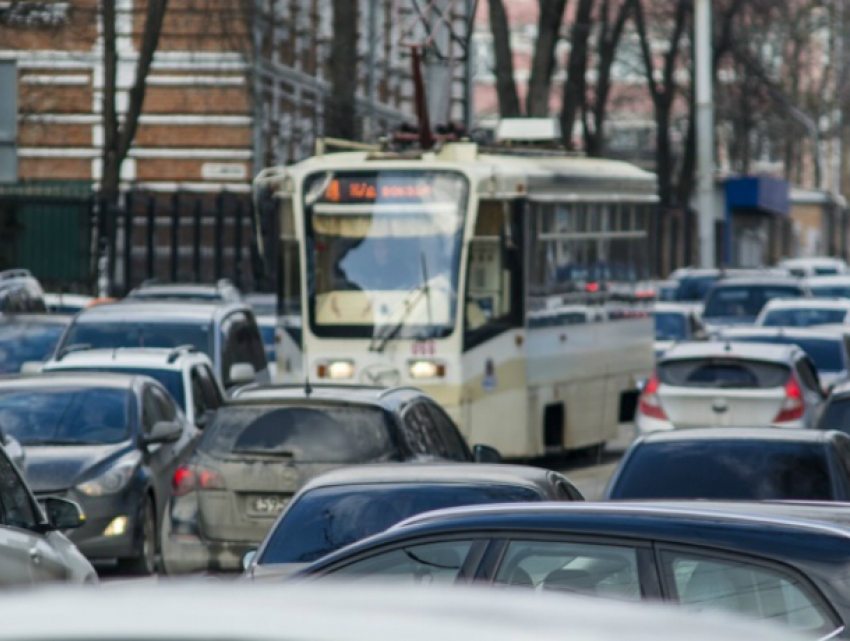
left=695, top=0, right=716, bottom=267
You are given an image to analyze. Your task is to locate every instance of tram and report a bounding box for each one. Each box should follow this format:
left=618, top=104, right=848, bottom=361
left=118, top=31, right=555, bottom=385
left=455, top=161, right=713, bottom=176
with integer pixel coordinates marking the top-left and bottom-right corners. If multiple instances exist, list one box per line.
left=256, top=140, right=657, bottom=457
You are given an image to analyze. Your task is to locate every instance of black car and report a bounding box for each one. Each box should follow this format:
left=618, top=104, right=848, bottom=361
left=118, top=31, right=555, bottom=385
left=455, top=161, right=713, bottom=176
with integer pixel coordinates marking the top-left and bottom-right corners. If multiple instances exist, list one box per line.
left=161, top=384, right=501, bottom=574
left=605, top=428, right=850, bottom=501
left=242, top=463, right=583, bottom=580
left=0, top=314, right=72, bottom=374
left=817, top=380, right=850, bottom=434
left=702, top=278, right=807, bottom=329
left=298, top=502, right=850, bottom=638
left=0, top=373, right=198, bottom=574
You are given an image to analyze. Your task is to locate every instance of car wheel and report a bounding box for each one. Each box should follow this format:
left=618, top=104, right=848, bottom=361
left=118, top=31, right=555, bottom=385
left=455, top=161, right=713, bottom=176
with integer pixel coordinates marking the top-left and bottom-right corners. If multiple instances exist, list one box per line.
left=119, top=497, right=157, bottom=576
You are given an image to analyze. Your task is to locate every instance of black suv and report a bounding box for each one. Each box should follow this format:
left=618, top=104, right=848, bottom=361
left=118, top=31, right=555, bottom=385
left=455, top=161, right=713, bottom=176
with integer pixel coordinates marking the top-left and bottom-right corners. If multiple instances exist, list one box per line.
left=161, top=384, right=500, bottom=574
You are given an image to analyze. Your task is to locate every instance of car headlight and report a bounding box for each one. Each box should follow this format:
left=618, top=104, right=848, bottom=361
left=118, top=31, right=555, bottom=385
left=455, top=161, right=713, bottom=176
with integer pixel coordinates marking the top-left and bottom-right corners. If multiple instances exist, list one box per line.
left=76, top=452, right=141, bottom=497
left=408, top=360, right=446, bottom=379
left=317, top=360, right=355, bottom=380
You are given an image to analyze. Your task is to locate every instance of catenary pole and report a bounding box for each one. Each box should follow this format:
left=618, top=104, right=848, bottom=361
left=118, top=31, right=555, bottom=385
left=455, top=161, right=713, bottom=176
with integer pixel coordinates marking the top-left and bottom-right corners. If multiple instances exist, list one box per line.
left=695, top=0, right=716, bottom=267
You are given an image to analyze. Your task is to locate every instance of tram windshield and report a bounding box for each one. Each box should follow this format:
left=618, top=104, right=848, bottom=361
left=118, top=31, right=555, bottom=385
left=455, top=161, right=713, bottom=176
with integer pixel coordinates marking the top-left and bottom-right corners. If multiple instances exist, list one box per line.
left=303, top=170, right=468, bottom=340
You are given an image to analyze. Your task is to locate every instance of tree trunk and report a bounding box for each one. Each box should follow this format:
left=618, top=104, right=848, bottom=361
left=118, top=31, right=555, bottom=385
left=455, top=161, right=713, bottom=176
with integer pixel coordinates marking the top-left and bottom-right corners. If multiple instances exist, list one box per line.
left=101, top=0, right=120, bottom=205
left=488, top=0, right=521, bottom=117
left=325, top=0, right=359, bottom=139
left=526, top=0, right=569, bottom=117
left=559, top=0, right=594, bottom=148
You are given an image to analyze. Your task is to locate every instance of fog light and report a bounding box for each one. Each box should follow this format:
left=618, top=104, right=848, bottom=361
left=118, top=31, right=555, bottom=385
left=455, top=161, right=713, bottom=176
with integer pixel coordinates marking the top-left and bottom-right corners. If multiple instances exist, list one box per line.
left=326, top=360, right=355, bottom=380
left=103, top=516, right=128, bottom=537
left=409, top=360, right=446, bottom=379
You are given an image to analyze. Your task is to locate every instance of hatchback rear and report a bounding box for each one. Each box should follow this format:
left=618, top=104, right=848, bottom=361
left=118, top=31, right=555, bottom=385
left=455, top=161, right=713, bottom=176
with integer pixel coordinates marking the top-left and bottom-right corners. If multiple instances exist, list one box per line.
left=636, top=342, right=821, bottom=433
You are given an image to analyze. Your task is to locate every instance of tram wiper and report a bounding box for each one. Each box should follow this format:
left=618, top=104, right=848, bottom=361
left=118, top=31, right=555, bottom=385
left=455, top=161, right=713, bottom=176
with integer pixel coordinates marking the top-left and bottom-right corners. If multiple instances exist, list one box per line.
left=370, top=252, right=434, bottom=353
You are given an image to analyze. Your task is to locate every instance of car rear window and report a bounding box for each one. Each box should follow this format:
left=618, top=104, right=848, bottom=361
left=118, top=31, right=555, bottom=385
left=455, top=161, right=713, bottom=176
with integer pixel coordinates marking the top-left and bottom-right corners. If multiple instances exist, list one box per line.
left=810, top=286, right=850, bottom=298
left=49, top=366, right=186, bottom=410
left=609, top=441, right=834, bottom=500
left=260, top=483, right=543, bottom=565
left=62, top=321, right=213, bottom=357
left=675, top=276, right=718, bottom=302
left=200, top=404, right=395, bottom=463
left=654, top=312, right=688, bottom=341
left=725, top=335, right=845, bottom=373
left=704, top=285, right=804, bottom=318
left=659, top=358, right=789, bottom=389
left=761, top=308, right=848, bottom=328
left=815, top=267, right=841, bottom=276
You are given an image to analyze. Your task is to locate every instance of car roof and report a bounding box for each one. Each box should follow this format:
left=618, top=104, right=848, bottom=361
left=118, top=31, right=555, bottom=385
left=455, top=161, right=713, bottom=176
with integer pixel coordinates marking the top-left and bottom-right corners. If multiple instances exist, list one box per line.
left=659, top=340, right=800, bottom=363
left=653, top=302, right=700, bottom=314
left=45, top=347, right=207, bottom=369
left=761, top=297, right=850, bottom=310
left=230, top=383, right=425, bottom=408
left=634, top=427, right=836, bottom=444
left=0, top=583, right=797, bottom=641
left=72, top=299, right=247, bottom=322
left=720, top=327, right=845, bottom=342
left=707, top=277, right=803, bottom=288
left=0, top=371, right=139, bottom=390
left=298, top=463, right=560, bottom=495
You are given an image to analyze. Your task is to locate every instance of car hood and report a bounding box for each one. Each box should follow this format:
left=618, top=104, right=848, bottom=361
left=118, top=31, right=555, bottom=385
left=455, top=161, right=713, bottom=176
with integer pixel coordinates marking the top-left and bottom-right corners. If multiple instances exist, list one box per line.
left=23, top=442, right=134, bottom=493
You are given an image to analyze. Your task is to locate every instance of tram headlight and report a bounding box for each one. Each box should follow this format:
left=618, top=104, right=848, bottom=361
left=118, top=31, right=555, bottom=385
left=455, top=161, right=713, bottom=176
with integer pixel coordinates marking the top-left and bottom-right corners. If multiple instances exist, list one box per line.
left=320, top=360, right=355, bottom=380
left=408, top=360, right=446, bottom=379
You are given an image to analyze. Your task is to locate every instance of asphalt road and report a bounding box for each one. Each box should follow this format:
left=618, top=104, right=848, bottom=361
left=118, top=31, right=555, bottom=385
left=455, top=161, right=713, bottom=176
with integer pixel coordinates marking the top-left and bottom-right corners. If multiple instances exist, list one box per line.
left=553, top=423, right=634, bottom=500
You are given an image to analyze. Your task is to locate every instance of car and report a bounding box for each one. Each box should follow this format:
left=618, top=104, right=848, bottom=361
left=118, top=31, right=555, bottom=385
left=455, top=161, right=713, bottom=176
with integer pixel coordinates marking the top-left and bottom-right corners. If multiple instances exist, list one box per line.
left=0, top=583, right=802, bottom=641
left=636, top=341, right=824, bottom=433
left=667, top=267, right=788, bottom=304
left=702, top=277, right=807, bottom=330
left=605, top=428, right=850, bottom=501
left=296, top=501, right=850, bottom=638
left=0, top=439, right=96, bottom=586
left=43, top=346, right=225, bottom=428
left=755, top=298, right=850, bottom=328
left=43, top=293, right=93, bottom=314
left=806, top=275, right=850, bottom=299
left=780, top=256, right=849, bottom=278
left=0, top=269, right=47, bottom=315
left=719, top=326, right=850, bottom=391
left=161, top=384, right=500, bottom=574
left=54, top=299, right=270, bottom=389
left=126, top=279, right=242, bottom=303
left=0, top=372, right=199, bottom=574
left=243, top=463, right=583, bottom=580
left=816, top=380, right=850, bottom=434
left=653, top=302, right=705, bottom=359
left=0, top=313, right=72, bottom=374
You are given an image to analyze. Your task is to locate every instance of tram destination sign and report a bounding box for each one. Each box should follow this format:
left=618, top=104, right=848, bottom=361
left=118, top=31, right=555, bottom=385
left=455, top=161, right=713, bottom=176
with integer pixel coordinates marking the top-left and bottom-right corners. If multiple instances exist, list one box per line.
left=319, top=172, right=450, bottom=204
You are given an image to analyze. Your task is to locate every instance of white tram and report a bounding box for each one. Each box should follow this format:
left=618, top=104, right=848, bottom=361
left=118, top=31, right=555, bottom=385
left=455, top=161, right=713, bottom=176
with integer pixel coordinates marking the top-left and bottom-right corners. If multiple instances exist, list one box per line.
left=257, top=141, right=657, bottom=458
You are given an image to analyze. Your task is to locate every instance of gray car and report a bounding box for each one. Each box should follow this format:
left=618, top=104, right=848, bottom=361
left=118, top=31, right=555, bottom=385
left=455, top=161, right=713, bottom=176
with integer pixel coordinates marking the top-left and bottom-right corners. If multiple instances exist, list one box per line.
left=0, top=439, right=96, bottom=585
left=244, top=463, right=583, bottom=580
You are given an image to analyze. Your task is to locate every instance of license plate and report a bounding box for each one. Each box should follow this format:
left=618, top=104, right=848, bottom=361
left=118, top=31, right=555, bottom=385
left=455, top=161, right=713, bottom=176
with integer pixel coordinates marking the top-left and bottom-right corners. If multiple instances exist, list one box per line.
left=248, top=495, right=290, bottom=516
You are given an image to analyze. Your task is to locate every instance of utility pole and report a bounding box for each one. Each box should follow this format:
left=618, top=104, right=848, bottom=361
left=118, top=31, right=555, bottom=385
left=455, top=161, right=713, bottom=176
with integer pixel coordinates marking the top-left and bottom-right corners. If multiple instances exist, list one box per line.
left=366, top=0, right=378, bottom=141
left=695, top=0, right=716, bottom=267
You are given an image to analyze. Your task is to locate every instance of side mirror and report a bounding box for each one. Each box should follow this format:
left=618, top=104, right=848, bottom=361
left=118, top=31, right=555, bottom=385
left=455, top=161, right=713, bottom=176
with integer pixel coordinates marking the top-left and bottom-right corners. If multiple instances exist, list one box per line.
left=242, top=549, right=257, bottom=572
left=229, top=362, right=256, bottom=386
left=144, top=420, right=182, bottom=445
left=43, top=496, right=85, bottom=530
left=473, top=444, right=502, bottom=464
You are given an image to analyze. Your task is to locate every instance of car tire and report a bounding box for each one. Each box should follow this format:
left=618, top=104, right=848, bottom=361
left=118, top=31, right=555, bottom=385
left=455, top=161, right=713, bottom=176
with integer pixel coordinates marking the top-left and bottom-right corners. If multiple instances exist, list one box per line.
left=119, top=497, right=157, bottom=576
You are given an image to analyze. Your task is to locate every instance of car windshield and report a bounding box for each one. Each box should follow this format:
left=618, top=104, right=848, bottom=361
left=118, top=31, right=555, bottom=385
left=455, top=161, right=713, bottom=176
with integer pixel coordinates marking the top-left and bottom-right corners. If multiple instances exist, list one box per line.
left=704, top=285, right=804, bottom=319
left=761, top=308, right=847, bottom=327
left=200, top=404, right=395, bottom=463
left=0, top=387, right=130, bottom=445
left=0, top=322, right=66, bottom=373
left=654, top=312, right=688, bottom=341
left=676, top=276, right=719, bottom=302
left=50, top=367, right=186, bottom=411
left=259, top=483, right=543, bottom=565
left=659, top=358, right=790, bottom=389
left=811, top=285, right=850, bottom=299
left=725, top=335, right=845, bottom=373
left=609, top=441, right=833, bottom=500
left=303, top=170, right=468, bottom=340
left=62, top=321, right=213, bottom=357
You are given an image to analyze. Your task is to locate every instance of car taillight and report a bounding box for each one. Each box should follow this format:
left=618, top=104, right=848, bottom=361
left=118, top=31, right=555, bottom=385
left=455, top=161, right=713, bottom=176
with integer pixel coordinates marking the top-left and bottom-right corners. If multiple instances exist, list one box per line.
left=638, top=372, right=668, bottom=421
left=172, top=464, right=224, bottom=497
left=774, top=377, right=805, bottom=423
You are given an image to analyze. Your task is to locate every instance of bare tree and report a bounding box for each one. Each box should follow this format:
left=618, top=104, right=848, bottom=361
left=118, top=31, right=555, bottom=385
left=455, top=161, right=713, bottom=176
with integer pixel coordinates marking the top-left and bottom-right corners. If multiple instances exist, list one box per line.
left=559, top=0, right=594, bottom=147
left=487, top=0, right=521, bottom=117
left=325, top=0, right=360, bottom=139
left=526, top=0, right=569, bottom=116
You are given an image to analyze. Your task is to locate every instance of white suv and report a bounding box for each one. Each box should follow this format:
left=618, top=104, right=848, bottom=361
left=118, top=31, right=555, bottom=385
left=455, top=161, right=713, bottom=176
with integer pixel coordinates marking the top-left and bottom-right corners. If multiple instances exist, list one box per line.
left=42, top=347, right=224, bottom=428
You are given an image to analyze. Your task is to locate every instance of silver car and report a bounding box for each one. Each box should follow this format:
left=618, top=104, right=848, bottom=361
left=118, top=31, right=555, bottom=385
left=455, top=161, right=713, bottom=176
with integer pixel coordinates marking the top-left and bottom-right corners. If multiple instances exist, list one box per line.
left=636, top=341, right=825, bottom=433
left=0, top=441, right=96, bottom=585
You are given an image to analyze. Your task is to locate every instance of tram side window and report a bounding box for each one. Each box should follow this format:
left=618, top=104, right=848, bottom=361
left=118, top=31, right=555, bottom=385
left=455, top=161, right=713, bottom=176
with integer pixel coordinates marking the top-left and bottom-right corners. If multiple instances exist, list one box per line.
left=465, top=199, right=522, bottom=350
left=280, top=199, right=302, bottom=318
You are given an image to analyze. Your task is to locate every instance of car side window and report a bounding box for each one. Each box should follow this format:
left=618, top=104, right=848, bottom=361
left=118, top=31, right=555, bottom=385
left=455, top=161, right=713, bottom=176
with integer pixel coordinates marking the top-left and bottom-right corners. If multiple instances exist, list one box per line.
left=243, top=312, right=268, bottom=372
left=424, top=403, right=469, bottom=461
left=796, top=358, right=821, bottom=394
left=555, top=479, right=583, bottom=501
left=0, top=449, right=38, bottom=531
left=150, top=386, right=177, bottom=422
left=190, top=368, right=209, bottom=417
left=401, top=402, right=445, bottom=457
left=660, top=549, right=835, bottom=636
left=492, top=540, right=641, bottom=599
left=222, top=312, right=266, bottom=382
left=198, top=365, right=223, bottom=408
left=141, top=387, right=162, bottom=432
left=327, top=540, right=475, bottom=584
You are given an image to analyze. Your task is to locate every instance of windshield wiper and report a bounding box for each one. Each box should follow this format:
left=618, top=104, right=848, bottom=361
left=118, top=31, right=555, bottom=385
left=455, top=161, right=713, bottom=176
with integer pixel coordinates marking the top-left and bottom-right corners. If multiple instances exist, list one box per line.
left=232, top=448, right=295, bottom=458
left=370, top=284, right=431, bottom=354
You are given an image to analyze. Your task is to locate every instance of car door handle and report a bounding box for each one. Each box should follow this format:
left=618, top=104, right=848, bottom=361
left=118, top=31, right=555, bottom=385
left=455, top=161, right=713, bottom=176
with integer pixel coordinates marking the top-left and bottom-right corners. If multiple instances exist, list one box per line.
left=29, top=548, right=41, bottom=564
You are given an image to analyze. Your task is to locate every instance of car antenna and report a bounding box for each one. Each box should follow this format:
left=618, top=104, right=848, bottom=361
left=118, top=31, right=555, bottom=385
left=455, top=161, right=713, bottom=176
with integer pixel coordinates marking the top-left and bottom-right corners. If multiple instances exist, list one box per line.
left=304, top=376, right=313, bottom=397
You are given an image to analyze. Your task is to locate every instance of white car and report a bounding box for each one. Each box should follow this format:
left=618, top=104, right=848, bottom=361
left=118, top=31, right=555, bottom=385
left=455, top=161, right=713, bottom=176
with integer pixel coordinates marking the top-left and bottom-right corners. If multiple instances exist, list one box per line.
left=43, top=293, right=93, bottom=315
left=806, top=274, right=850, bottom=299
left=636, top=341, right=825, bottom=434
left=755, top=298, right=850, bottom=328
left=780, top=256, right=849, bottom=278
left=43, top=347, right=224, bottom=428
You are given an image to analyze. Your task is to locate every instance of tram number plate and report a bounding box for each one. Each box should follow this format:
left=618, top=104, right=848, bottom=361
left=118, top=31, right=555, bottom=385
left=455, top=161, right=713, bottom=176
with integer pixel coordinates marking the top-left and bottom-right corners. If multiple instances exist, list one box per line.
left=248, top=495, right=290, bottom=516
